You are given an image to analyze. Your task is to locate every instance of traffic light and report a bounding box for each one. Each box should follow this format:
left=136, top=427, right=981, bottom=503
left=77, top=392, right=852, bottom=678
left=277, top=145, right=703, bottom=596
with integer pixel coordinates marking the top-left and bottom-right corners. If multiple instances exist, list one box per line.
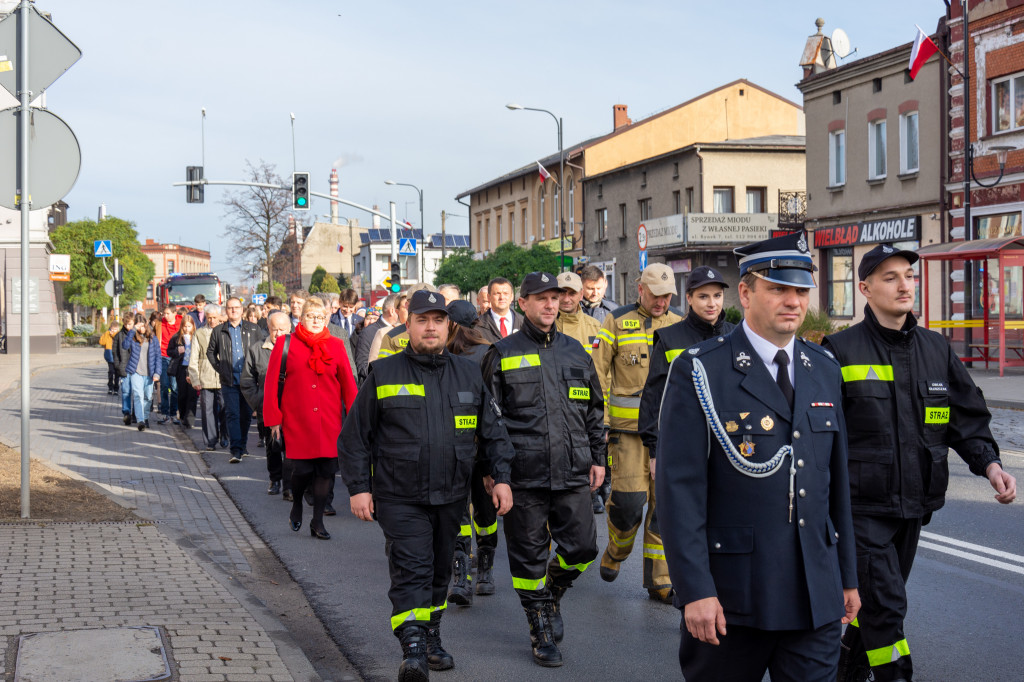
left=113, top=264, right=125, bottom=295
left=390, top=260, right=401, bottom=293
left=292, top=172, right=310, bottom=211
left=186, top=166, right=204, bottom=204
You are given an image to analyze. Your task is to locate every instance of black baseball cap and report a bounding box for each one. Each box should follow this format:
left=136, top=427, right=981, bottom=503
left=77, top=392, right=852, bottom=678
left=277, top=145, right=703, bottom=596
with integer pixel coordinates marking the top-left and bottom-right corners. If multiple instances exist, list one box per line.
left=446, top=300, right=478, bottom=328
left=686, top=266, right=729, bottom=292
left=407, top=290, right=449, bottom=316
left=858, top=244, right=919, bottom=281
left=519, top=272, right=562, bottom=297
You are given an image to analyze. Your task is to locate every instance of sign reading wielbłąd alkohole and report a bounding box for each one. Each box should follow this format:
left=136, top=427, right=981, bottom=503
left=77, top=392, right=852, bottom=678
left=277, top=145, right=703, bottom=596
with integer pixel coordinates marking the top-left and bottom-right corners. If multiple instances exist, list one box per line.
left=813, top=215, right=920, bottom=249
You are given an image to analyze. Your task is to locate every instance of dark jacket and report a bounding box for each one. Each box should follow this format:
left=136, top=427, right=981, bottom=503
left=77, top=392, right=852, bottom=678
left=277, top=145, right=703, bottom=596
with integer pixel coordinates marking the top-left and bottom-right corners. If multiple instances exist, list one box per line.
left=122, top=333, right=162, bottom=377
left=166, top=331, right=194, bottom=376
left=474, top=309, right=524, bottom=344
left=330, top=311, right=364, bottom=339
left=656, top=325, right=857, bottom=631
left=240, top=335, right=277, bottom=417
left=355, top=317, right=388, bottom=383
left=188, top=309, right=206, bottom=330
left=326, top=322, right=358, bottom=378
left=482, top=317, right=606, bottom=490
left=822, top=305, right=1000, bottom=518
left=111, top=326, right=133, bottom=377
left=639, top=310, right=736, bottom=456
left=581, top=297, right=618, bottom=325
left=206, top=320, right=266, bottom=388
left=340, top=349, right=514, bottom=505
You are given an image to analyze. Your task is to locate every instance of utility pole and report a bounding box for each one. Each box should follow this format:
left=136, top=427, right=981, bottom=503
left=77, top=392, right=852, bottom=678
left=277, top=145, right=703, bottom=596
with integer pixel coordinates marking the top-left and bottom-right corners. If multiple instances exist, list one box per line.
left=441, top=210, right=447, bottom=261
left=17, top=0, right=31, bottom=518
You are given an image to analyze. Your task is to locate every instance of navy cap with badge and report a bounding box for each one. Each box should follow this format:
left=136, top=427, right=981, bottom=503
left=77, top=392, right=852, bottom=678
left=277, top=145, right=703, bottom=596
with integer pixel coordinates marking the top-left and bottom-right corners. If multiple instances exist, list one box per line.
left=446, top=299, right=478, bottom=328
left=857, top=243, right=919, bottom=281
left=519, top=271, right=563, bottom=297
left=733, top=231, right=817, bottom=288
left=408, top=290, right=449, bottom=316
left=686, top=265, right=729, bottom=292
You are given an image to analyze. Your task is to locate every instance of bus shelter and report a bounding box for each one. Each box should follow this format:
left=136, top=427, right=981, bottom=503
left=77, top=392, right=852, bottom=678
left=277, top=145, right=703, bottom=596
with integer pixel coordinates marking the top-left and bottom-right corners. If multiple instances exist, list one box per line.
left=918, top=236, right=1024, bottom=376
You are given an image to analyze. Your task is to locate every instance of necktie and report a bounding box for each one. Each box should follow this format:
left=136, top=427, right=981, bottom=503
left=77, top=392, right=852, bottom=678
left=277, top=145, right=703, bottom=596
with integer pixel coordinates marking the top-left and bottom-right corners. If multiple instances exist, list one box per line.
left=500, top=317, right=508, bottom=338
left=775, top=349, right=794, bottom=411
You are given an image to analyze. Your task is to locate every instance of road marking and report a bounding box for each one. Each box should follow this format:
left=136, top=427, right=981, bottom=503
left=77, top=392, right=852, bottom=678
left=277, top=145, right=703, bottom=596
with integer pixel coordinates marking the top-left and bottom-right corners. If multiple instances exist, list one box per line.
left=999, top=449, right=1024, bottom=460
left=920, top=531, right=1024, bottom=576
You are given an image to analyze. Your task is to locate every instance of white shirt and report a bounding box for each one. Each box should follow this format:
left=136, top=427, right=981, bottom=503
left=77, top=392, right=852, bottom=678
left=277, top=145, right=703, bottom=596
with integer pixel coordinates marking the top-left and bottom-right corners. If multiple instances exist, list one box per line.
left=742, top=320, right=796, bottom=386
left=490, top=309, right=514, bottom=334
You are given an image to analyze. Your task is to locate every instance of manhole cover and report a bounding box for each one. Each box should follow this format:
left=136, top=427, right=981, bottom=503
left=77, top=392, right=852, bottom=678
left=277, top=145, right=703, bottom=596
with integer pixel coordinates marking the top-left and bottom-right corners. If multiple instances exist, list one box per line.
left=16, top=626, right=170, bottom=681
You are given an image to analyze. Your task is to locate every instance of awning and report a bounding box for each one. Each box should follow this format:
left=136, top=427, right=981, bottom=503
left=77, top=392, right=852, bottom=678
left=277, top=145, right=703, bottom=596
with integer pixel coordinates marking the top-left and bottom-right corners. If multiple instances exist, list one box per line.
left=917, top=236, right=1024, bottom=260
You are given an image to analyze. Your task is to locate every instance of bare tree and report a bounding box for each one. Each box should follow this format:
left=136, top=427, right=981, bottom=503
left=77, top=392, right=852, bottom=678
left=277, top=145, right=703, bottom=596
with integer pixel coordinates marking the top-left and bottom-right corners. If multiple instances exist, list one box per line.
left=221, top=160, right=290, bottom=286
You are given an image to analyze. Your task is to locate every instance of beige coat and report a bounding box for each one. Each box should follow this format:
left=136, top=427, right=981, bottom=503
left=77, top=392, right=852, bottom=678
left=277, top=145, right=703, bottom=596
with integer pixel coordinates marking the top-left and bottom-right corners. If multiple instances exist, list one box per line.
left=188, top=326, right=221, bottom=389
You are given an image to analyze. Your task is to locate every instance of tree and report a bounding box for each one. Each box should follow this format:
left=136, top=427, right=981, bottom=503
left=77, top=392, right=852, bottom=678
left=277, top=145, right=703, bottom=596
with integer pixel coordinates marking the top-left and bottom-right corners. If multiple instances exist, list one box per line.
left=432, top=242, right=561, bottom=294
left=221, top=160, right=291, bottom=287
left=256, top=280, right=287, bottom=298
left=308, top=265, right=329, bottom=293
left=319, top=274, right=341, bottom=294
left=336, top=273, right=351, bottom=290
left=50, top=215, right=155, bottom=309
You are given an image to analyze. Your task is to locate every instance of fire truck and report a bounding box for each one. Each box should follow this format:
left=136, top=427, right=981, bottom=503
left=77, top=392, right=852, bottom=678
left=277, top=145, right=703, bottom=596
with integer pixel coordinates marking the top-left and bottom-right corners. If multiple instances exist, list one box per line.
left=155, top=273, right=230, bottom=311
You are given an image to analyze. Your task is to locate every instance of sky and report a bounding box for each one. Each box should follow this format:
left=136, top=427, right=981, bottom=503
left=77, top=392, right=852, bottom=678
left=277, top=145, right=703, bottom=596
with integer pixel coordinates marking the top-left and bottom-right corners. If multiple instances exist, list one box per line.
left=11, top=0, right=947, bottom=286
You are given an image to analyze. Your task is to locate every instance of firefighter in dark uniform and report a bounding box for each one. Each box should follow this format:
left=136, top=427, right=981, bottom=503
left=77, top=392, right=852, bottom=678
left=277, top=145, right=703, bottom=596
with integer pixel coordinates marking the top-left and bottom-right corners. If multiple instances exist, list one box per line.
left=482, top=272, right=606, bottom=668
left=340, top=290, right=515, bottom=682
left=657, top=232, right=860, bottom=681
left=823, top=244, right=1016, bottom=682
left=639, top=265, right=736, bottom=461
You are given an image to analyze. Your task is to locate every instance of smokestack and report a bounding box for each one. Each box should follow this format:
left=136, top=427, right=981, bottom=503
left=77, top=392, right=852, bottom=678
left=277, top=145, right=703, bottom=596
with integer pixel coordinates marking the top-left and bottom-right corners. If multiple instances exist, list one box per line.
left=98, top=204, right=106, bottom=221
left=330, top=169, right=339, bottom=224
left=372, top=204, right=381, bottom=230
left=287, top=215, right=296, bottom=238
left=613, top=105, right=631, bottom=131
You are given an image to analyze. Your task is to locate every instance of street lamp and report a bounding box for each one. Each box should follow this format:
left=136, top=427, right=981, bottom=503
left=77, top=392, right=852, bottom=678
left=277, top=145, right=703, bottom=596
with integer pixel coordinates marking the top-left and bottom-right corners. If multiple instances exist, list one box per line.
left=507, top=102, right=565, bottom=272
left=385, top=180, right=425, bottom=282
left=969, top=144, right=1014, bottom=188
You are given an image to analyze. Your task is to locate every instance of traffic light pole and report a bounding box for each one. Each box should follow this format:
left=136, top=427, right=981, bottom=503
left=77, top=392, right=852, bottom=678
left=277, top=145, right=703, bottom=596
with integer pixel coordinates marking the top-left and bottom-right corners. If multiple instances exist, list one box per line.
left=17, top=0, right=31, bottom=518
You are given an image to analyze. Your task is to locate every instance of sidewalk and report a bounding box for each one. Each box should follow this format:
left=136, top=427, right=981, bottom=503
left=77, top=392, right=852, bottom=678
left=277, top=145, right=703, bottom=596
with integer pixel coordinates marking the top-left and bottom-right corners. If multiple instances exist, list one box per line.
left=0, top=350, right=357, bottom=681
left=966, top=367, right=1024, bottom=410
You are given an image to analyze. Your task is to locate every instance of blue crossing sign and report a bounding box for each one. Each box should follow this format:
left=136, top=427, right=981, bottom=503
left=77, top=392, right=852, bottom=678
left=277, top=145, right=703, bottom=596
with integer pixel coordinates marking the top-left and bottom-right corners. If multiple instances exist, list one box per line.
left=639, top=249, right=648, bottom=270
left=93, top=240, right=112, bottom=258
left=399, top=238, right=417, bottom=256
left=252, top=293, right=267, bottom=305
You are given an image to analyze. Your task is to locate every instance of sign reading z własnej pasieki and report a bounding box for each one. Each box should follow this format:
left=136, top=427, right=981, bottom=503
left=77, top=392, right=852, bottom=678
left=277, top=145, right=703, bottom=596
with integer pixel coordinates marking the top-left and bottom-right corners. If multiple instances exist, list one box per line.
left=813, top=216, right=920, bottom=249
left=685, top=213, right=778, bottom=244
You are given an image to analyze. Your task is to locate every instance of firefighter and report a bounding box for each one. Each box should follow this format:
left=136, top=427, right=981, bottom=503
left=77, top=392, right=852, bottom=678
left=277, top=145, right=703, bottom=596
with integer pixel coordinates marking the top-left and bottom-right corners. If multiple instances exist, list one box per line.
left=483, top=272, right=606, bottom=668
left=340, top=289, right=515, bottom=681
left=377, top=283, right=438, bottom=360
left=638, top=265, right=736, bottom=462
left=823, top=244, right=1016, bottom=682
left=591, top=262, right=682, bottom=602
left=554, top=271, right=602, bottom=355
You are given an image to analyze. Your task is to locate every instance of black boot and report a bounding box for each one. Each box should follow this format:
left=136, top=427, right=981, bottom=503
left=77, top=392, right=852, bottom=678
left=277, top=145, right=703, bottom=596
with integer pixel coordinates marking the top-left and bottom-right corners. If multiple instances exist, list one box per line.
left=425, top=613, right=454, bottom=671
left=524, top=603, right=562, bottom=667
left=396, top=625, right=430, bottom=682
left=448, top=551, right=473, bottom=606
left=546, top=584, right=566, bottom=642
left=837, top=642, right=871, bottom=682
left=475, top=548, right=495, bottom=596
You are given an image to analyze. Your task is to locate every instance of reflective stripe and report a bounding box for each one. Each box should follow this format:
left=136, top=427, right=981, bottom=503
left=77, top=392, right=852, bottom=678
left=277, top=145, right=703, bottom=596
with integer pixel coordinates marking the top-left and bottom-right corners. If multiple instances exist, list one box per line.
left=501, top=354, right=541, bottom=371
left=617, top=333, right=650, bottom=345
left=390, top=607, right=432, bottom=630
left=455, top=415, right=477, bottom=429
left=556, top=553, right=594, bottom=573
left=665, top=348, right=686, bottom=363
left=608, top=394, right=641, bottom=420
left=849, top=618, right=860, bottom=628
left=512, top=575, right=546, bottom=591
left=472, top=520, right=498, bottom=536
left=597, top=329, right=616, bottom=345
left=609, top=395, right=642, bottom=408
left=376, top=384, right=426, bottom=399
left=459, top=524, right=472, bottom=537
left=569, top=387, right=590, bottom=400
left=377, top=349, right=396, bottom=358
left=925, top=407, right=949, bottom=424
left=866, top=639, right=910, bottom=668
left=610, top=530, right=637, bottom=547
left=643, top=543, right=666, bottom=560
left=608, top=405, right=639, bottom=419
left=841, top=364, right=895, bottom=382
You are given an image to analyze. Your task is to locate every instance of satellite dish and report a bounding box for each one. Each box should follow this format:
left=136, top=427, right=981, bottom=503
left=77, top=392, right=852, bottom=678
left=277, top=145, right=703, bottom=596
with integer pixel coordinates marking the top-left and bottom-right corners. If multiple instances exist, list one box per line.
left=831, top=28, right=851, bottom=58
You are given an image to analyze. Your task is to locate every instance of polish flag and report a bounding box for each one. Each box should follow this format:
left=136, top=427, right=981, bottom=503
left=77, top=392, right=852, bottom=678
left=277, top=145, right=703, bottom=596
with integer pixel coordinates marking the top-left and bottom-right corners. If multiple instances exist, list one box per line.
left=337, top=243, right=344, bottom=253
left=537, top=161, right=552, bottom=182
left=908, top=26, right=938, bottom=80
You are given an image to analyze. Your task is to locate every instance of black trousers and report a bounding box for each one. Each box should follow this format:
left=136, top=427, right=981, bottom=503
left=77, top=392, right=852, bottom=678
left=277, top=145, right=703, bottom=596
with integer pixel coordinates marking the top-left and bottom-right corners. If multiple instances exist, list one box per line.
left=106, top=361, right=118, bottom=391
left=502, top=485, right=597, bottom=606
left=455, top=462, right=499, bottom=556
left=680, top=620, right=842, bottom=681
left=376, top=499, right=464, bottom=635
left=265, top=430, right=293, bottom=485
left=174, top=365, right=197, bottom=423
left=842, top=514, right=922, bottom=682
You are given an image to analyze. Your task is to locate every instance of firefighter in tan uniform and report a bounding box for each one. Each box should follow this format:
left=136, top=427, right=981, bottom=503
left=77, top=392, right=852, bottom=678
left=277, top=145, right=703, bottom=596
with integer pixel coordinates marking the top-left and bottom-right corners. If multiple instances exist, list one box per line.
left=591, top=263, right=682, bottom=602
left=554, top=272, right=602, bottom=356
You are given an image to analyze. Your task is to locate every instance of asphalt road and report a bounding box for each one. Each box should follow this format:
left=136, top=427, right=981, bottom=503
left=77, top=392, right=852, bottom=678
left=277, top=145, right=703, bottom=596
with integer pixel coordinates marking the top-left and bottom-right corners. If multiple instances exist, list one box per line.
left=196, top=405, right=1024, bottom=681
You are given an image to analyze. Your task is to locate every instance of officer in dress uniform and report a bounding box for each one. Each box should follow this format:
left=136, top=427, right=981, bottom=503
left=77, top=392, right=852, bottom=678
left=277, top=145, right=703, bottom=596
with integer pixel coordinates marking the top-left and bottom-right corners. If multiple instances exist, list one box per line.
left=656, top=232, right=860, bottom=681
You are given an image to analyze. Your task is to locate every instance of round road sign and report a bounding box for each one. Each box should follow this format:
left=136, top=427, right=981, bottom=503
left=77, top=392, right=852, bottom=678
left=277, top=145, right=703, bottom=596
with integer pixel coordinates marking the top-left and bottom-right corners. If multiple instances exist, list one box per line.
left=0, top=106, right=81, bottom=211
left=637, top=223, right=648, bottom=250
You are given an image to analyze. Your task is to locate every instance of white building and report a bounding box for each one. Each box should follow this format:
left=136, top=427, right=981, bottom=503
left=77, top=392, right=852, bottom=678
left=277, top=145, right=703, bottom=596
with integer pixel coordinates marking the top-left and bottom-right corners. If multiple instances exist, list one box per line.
left=352, top=229, right=469, bottom=304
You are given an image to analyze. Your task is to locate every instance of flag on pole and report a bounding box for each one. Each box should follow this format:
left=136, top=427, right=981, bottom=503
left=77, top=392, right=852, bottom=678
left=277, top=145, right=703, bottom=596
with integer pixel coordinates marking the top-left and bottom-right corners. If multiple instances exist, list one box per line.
left=909, top=26, right=938, bottom=80
left=537, top=161, right=552, bottom=182
left=337, top=243, right=344, bottom=253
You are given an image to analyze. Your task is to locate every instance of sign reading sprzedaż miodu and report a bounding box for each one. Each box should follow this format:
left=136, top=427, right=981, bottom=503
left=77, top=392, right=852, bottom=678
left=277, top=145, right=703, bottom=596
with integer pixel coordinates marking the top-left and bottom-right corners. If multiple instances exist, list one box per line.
left=813, top=216, right=920, bottom=248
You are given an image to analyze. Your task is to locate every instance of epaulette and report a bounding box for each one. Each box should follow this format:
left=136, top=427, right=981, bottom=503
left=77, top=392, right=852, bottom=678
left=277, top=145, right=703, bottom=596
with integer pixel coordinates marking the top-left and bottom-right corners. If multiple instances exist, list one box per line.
left=798, top=337, right=838, bottom=364
left=681, top=334, right=729, bottom=359
left=610, top=303, right=638, bottom=319
left=386, top=324, right=407, bottom=338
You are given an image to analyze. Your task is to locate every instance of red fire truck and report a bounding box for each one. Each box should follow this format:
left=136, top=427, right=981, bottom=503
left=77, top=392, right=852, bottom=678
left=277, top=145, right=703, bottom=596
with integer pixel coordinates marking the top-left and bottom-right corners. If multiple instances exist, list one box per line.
left=155, top=273, right=230, bottom=310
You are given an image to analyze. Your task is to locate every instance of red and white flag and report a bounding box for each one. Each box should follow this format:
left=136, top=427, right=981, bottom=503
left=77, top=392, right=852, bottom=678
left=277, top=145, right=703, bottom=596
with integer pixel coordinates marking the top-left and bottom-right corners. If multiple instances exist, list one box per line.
left=537, top=161, right=552, bottom=182
left=908, top=26, right=938, bottom=80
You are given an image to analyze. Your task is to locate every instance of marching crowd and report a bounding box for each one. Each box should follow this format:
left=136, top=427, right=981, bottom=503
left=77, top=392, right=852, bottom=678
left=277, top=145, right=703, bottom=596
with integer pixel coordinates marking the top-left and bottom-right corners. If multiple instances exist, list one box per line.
left=100, top=235, right=1017, bottom=682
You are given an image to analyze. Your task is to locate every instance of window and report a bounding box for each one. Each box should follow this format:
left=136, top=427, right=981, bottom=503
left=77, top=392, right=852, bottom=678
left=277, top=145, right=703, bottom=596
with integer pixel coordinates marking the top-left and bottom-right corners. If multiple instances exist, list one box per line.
left=522, top=208, right=528, bottom=242
left=833, top=90, right=842, bottom=105
left=620, top=204, right=628, bottom=237
left=596, top=208, right=608, bottom=240
left=638, top=198, right=652, bottom=221
left=673, top=190, right=681, bottom=214
left=167, top=260, right=175, bottom=274
left=554, top=185, right=560, bottom=236
left=745, top=187, right=766, bottom=213
left=598, top=183, right=603, bottom=198
left=868, top=119, right=887, bottom=179
left=900, top=111, right=919, bottom=173
left=476, top=220, right=482, bottom=248
left=829, top=129, right=846, bottom=186
left=539, top=189, right=546, bottom=240
left=509, top=211, right=516, bottom=244
left=641, top=170, right=647, bottom=188
left=826, top=248, right=854, bottom=317
left=568, top=178, right=575, bottom=234
left=975, top=212, right=1022, bottom=239
left=685, top=187, right=694, bottom=212
left=872, top=77, right=882, bottom=93
left=496, top=215, right=502, bottom=244
left=146, top=283, right=154, bottom=300
left=992, top=73, right=1024, bottom=133
left=673, top=162, right=679, bottom=179
left=713, top=187, right=734, bottom=213
left=484, top=218, right=490, bottom=251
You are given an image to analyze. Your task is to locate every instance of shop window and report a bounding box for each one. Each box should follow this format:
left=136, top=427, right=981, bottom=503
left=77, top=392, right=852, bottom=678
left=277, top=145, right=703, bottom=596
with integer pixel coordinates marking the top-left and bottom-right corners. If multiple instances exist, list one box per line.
left=827, top=248, right=854, bottom=318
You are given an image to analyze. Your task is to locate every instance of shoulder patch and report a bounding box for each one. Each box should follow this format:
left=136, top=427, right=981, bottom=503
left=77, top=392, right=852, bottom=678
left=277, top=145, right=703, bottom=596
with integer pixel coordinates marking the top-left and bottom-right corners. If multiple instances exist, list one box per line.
left=611, top=303, right=638, bottom=319
left=621, top=319, right=641, bottom=330
left=799, top=338, right=838, bottom=364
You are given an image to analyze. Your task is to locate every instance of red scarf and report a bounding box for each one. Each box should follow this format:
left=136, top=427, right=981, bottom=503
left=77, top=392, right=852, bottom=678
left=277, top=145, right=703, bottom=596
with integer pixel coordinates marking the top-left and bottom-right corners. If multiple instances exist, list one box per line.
left=294, top=323, right=333, bottom=374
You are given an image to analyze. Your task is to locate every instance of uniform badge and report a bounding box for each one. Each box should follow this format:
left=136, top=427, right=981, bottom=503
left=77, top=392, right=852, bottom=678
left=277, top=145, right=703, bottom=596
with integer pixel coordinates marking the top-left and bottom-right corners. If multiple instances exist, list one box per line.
left=428, top=294, right=437, bottom=303
left=707, top=271, right=715, bottom=279
left=760, top=415, right=774, bottom=431
left=661, top=272, right=669, bottom=280
left=823, top=348, right=834, bottom=359
left=797, top=235, right=808, bottom=253
left=735, top=351, right=752, bottom=368
left=739, top=412, right=750, bottom=420
left=800, top=351, right=811, bottom=369
left=739, top=438, right=756, bottom=457
left=688, top=348, right=700, bottom=355
left=541, top=274, right=549, bottom=282
left=883, top=245, right=894, bottom=254
left=725, top=421, right=739, bottom=433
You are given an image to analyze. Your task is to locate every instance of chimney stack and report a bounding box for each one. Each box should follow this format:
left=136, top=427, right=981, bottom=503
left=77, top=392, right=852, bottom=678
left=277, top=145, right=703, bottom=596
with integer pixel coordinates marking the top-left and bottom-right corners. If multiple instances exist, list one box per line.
left=613, top=104, right=632, bottom=131
left=287, top=215, right=296, bottom=238
left=372, top=204, right=381, bottom=230
left=330, top=168, right=339, bottom=224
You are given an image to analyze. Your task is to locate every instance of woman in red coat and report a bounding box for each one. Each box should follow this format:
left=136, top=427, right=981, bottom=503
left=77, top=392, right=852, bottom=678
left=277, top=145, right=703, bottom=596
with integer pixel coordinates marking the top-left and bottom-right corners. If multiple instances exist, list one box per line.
left=264, top=297, right=358, bottom=540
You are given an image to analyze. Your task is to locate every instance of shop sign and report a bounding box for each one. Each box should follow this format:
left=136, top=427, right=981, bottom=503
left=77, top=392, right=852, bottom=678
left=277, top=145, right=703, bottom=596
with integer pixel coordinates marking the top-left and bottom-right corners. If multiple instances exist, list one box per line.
left=813, top=216, right=920, bottom=248
left=686, top=213, right=778, bottom=243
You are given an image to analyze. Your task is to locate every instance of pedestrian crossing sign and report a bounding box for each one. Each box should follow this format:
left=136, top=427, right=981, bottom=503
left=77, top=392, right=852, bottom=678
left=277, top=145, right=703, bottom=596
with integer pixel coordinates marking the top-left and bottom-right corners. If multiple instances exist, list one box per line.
left=399, top=238, right=417, bottom=256
left=93, top=240, right=112, bottom=258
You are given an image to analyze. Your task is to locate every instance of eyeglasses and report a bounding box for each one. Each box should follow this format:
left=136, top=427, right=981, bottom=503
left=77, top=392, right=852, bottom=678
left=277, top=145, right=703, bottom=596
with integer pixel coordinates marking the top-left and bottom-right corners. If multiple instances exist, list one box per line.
left=303, top=314, right=327, bottom=322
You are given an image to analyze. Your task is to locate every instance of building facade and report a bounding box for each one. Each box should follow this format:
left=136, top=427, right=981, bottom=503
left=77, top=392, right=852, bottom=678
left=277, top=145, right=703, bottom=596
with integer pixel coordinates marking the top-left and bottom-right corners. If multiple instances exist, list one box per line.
left=140, top=239, right=211, bottom=308
left=352, top=227, right=452, bottom=305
